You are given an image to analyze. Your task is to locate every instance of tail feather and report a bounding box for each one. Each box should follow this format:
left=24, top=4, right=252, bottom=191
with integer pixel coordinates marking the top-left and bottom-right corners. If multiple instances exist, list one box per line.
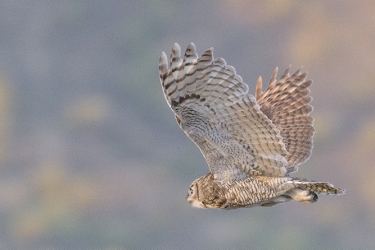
left=290, top=179, right=345, bottom=195
left=285, top=179, right=344, bottom=204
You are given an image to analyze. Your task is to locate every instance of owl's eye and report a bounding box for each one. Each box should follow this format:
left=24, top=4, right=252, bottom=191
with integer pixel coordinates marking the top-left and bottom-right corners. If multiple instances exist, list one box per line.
left=188, top=186, right=194, bottom=195
left=186, top=186, right=194, bottom=199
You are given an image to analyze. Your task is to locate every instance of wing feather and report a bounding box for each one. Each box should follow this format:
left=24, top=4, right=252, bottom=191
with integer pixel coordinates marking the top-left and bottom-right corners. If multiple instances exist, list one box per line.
left=159, top=43, right=289, bottom=181
left=256, top=67, right=315, bottom=171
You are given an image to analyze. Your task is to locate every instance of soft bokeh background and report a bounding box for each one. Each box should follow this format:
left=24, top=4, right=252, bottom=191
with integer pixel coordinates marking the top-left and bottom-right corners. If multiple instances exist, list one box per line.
left=0, top=0, right=374, bottom=249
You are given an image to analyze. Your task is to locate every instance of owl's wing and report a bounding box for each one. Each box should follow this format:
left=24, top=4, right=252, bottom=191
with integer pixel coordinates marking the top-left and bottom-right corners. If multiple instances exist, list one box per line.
left=159, top=43, right=289, bottom=181
left=255, top=67, right=315, bottom=173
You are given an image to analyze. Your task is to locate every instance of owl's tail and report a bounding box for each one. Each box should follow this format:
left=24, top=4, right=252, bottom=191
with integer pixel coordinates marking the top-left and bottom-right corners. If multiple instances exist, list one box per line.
left=286, top=179, right=345, bottom=204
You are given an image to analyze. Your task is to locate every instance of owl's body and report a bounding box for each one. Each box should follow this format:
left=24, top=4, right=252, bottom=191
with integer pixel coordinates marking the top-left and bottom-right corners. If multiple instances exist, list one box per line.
left=190, top=173, right=340, bottom=209
left=159, top=43, right=344, bottom=209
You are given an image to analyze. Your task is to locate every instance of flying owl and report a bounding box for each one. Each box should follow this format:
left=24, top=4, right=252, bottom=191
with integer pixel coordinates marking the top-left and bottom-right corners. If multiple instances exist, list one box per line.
left=159, top=43, right=344, bottom=209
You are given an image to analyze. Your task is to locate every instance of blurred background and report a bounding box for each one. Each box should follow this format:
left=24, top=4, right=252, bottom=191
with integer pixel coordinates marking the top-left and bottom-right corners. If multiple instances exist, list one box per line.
left=0, top=0, right=374, bottom=249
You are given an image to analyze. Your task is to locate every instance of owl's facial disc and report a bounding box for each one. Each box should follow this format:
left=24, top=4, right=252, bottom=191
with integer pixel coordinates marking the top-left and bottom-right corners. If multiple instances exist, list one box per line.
left=187, top=183, right=205, bottom=208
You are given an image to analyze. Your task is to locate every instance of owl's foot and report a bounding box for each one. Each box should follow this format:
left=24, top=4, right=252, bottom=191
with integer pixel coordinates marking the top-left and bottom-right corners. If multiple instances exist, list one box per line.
left=288, top=189, right=318, bottom=204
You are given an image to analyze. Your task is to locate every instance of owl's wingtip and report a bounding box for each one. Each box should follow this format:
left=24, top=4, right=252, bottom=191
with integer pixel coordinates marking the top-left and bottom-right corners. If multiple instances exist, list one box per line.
left=256, top=76, right=263, bottom=100
left=159, top=51, right=168, bottom=64
left=173, top=42, right=180, bottom=49
left=186, top=42, right=196, bottom=54
left=159, top=51, right=168, bottom=76
left=171, top=43, right=181, bottom=56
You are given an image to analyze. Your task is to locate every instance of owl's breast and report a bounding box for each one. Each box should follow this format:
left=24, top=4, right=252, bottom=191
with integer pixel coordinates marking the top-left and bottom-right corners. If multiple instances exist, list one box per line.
left=220, top=177, right=290, bottom=209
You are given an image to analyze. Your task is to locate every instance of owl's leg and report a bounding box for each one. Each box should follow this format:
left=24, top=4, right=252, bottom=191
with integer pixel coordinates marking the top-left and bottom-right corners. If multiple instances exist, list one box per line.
left=260, top=195, right=292, bottom=207
left=287, top=188, right=318, bottom=204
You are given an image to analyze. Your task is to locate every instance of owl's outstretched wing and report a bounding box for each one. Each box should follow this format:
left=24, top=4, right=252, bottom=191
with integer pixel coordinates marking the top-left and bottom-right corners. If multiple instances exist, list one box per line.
left=159, top=43, right=289, bottom=181
left=255, top=67, right=315, bottom=173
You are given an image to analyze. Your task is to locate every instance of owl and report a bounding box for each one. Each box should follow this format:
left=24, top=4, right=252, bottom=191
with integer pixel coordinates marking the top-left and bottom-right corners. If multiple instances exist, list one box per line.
left=159, top=43, right=344, bottom=209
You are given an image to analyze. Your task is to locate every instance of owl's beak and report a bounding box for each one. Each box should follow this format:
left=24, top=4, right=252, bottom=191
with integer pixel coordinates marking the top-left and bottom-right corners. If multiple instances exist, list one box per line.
left=187, top=197, right=205, bottom=208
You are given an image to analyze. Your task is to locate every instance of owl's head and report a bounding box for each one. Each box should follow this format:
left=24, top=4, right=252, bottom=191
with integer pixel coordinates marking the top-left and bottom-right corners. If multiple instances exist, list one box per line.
left=186, top=181, right=205, bottom=208
left=187, top=174, right=228, bottom=209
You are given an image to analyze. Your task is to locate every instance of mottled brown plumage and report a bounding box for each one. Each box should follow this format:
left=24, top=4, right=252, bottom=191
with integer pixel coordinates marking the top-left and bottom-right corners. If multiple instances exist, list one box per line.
left=159, top=43, right=344, bottom=209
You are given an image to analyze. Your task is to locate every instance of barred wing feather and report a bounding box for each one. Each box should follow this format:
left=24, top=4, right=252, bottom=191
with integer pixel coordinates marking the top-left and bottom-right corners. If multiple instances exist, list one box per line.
left=256, top=67, right=315, bottom=172
left=159, top=43, right=289, bottom=181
